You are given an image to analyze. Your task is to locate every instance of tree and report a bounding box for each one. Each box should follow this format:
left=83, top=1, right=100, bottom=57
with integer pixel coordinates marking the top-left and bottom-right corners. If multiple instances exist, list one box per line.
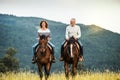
left=0, top=47, right=19, bottom=72
left=0, top=60, right=8, bottom=73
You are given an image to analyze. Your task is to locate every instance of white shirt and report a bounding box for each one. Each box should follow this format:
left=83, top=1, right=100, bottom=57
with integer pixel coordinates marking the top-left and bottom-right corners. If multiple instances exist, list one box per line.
left=37, top=28, right=51, bottom=37
left=65, top=25, right=81, bottom=39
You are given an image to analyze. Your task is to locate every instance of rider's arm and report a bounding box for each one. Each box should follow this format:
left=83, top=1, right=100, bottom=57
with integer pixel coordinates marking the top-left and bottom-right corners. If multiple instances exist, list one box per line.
left=76, top=26, right=81, bottom=39
left=65, top=26, right=69, bottom=40
left=47, top=29, right=52, bottom=40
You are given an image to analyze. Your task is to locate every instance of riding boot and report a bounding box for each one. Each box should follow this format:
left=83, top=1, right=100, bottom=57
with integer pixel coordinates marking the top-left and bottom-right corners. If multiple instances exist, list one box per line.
left=32, top=43, right=39, bottom=64
left=59, top=45, right=64, bottom=61
left=32, top=54, right=36, bottom=64
left=79, top=46, right=83, bottom=62
left=32, top=49, right=37, bottom=64
left=51, top=55, right=56, bottom=63
left=51, top=49, right=56, bottom=63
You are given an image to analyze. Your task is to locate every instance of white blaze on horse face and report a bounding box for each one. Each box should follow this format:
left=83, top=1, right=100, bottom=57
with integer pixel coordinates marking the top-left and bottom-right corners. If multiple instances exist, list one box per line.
left=70, top=44, right=74, bottom=57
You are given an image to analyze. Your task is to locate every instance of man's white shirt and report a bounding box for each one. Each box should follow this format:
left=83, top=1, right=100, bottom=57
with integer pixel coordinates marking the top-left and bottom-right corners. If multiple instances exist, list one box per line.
left=65, top=25, right=81, bottom=39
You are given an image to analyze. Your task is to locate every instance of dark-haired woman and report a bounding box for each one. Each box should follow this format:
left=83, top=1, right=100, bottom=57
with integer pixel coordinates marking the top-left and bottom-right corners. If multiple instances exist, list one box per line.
left=32, top=20, right=55, bottom=63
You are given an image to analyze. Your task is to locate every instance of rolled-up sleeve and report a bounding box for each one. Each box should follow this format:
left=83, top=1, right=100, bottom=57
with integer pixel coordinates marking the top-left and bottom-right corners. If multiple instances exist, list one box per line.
left=77, top=26, right=81, bottom=38
left=48, top=31, right=51, bottom=38
left=65, top=27, right=69, bottom=39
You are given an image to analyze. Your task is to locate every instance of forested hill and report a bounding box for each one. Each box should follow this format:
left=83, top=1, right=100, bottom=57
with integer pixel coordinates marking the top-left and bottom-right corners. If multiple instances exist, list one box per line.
left=0, top=14, right=120, bottom=71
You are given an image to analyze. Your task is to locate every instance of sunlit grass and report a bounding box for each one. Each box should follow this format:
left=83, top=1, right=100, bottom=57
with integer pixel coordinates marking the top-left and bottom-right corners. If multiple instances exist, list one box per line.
left=0, top=71, right=120, bottom=80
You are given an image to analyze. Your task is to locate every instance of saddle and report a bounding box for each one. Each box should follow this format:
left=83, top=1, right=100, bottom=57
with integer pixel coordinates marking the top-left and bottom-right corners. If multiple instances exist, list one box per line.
left=63, top=40, right=80, bottom=50
left=47, top=44, right=53, bottom=52
left=35, top=44, right=53, bottom=53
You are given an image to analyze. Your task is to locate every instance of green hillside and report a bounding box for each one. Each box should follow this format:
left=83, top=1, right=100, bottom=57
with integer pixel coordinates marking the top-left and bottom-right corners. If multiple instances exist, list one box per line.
left=0, top=14, right=120, bottom=72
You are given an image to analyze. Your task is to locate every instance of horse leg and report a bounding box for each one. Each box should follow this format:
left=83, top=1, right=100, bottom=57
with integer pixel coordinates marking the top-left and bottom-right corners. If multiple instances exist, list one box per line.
left=64, top=62, right=69, bottom=79
left=38, top=64, right=43, bottom=80
left=45, top=63, right=51, bottom=80
left=72, top=60, right=78, bottom=76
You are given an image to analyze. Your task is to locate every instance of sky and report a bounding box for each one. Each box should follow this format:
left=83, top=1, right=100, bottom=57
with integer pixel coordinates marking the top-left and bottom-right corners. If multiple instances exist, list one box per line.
left=0, top=0, right=120, bottom=34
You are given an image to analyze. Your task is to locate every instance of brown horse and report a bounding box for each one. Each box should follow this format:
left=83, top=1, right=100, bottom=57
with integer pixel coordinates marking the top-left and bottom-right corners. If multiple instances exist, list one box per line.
left=36, top=35, right=52, bottom=80
left=63, top=37, right=80, bottom=79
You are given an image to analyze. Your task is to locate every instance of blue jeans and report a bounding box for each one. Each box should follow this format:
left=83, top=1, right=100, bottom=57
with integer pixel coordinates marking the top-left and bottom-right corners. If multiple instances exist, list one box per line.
left=32, top=42, right=55, bottom=55
left=32, top=43, right=38, bottom=55
left=48, top=41, right=55, bottom=48
left=78, top=40, right=83, bottom=48
left=61, top=39, right=83, bottom=56
left=48, top=41, right=55, bottom=55
left=61, top=40, right=83, bottom=48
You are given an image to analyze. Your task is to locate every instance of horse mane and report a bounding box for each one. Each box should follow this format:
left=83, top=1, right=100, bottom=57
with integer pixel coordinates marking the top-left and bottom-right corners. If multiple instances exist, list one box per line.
left=67, top=36, right=77, bottom=44
left=39, top=35, right=47, bottom=40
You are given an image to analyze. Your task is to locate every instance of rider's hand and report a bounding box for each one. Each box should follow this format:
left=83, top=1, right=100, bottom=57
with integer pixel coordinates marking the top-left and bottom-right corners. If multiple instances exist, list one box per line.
left=73, top=36, right=78, bottom=40
left=48, top=37, right=51, bottom=41
left=65, top=38, right=69, bottom=41
left=75, top=38, right=78, bottom=40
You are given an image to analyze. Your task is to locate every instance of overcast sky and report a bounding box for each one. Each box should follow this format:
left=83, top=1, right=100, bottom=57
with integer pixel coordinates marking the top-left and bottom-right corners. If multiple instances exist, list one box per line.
left=0, top=0, right=120, bottom=34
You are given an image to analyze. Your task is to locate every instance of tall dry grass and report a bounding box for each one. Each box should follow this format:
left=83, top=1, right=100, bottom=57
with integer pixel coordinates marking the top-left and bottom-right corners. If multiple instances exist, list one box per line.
left=0, top=71, right=120, bottom=80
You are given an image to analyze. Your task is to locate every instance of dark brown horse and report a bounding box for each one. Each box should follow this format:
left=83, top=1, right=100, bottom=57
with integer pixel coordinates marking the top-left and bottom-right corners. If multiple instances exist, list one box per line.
left=63, top=37, right=80, bottom=79
left=36, top=35, right=52, bottom=80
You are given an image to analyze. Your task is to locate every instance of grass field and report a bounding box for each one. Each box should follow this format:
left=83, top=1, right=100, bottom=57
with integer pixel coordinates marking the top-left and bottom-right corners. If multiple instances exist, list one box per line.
left=0, top=71, right=120, bottom=80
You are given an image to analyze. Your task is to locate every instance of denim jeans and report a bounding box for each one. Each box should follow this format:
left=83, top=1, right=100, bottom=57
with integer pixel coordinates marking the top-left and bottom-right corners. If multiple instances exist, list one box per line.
left=32, top=42, right=55, bottom=55
left=61, top=40, right=83, bottom=47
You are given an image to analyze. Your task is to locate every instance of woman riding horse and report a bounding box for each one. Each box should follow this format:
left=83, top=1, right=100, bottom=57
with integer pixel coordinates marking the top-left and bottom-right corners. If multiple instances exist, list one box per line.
left=32, top=20, right=55, bottom=63
left=36, top=34, right=53, bottom=80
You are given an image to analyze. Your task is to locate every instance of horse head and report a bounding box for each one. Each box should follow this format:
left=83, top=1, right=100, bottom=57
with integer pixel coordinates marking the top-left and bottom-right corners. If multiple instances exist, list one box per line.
left=64, top=36, right=77, bottom=58
left=38, top=35, right=48, bottom=54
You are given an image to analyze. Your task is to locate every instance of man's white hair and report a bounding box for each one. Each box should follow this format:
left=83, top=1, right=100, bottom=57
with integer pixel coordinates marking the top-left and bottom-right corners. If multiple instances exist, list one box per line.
left=70, top=18, right=76, bottom=21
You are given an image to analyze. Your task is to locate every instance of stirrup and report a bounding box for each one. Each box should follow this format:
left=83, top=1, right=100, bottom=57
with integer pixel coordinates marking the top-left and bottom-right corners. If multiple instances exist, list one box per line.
left=32, top=59, right=36, bottom=64
left=32, top=57, right=36, bottom=64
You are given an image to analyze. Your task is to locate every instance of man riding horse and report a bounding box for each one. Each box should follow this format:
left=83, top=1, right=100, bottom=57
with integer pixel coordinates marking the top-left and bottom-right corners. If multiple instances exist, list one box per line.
left=60, top=18, right=83, bottom=61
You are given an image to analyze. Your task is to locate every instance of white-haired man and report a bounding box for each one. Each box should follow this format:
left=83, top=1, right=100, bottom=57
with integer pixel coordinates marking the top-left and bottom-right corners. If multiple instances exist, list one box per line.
left=60, top=18, right=83, bottom=61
